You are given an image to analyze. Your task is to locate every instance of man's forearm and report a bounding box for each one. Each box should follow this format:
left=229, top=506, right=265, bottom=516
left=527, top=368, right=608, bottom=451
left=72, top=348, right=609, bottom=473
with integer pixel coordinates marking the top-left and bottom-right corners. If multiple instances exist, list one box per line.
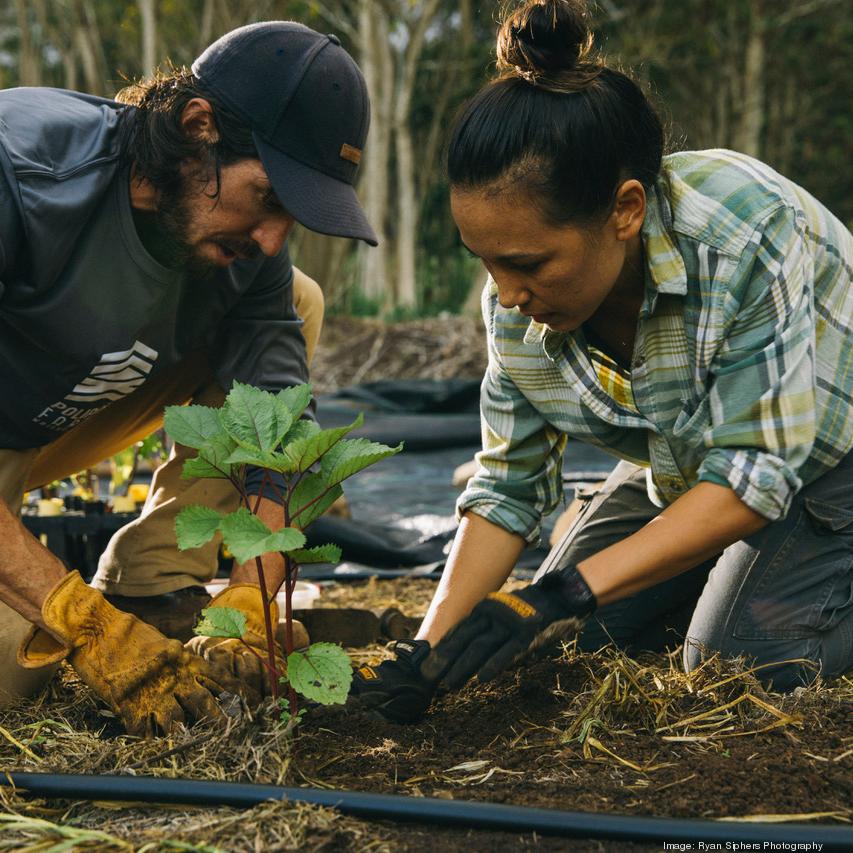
left=0, top=497, right=68, bottom=627
left=579, top=481, right=768, bottom=606
left=417, top=511, right=526, bottom=645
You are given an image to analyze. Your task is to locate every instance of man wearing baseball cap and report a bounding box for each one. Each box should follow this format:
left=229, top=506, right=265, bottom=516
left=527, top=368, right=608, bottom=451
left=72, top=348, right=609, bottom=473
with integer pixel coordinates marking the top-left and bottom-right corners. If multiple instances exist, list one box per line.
left=0, top=22, right=375, bottom=735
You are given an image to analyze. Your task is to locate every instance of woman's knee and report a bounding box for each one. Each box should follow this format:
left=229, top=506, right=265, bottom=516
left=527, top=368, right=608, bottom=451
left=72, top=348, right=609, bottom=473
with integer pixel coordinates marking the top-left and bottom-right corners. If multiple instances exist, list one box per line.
left=292, top=267, right=324, bottom=365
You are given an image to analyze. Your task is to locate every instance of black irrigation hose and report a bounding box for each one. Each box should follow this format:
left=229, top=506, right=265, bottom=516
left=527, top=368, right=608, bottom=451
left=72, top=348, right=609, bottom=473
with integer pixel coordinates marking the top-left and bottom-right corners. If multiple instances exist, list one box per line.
left=6, top=772, right=853, bottom=850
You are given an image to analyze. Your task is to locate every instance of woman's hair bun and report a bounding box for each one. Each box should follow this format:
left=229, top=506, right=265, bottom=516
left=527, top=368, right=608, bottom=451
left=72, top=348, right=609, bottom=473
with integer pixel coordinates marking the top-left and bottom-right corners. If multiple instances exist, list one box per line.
left=497, top=0, right=597, bottom=85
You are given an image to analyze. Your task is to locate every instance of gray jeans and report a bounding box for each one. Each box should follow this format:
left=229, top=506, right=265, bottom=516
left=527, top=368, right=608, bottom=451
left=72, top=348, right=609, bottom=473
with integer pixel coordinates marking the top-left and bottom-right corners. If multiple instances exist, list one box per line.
left=535, top=453, right=853, bottom=691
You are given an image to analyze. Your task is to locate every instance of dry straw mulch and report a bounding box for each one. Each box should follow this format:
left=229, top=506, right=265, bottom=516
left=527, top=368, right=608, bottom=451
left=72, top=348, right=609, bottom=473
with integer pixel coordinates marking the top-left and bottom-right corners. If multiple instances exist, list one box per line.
left=0, top=576, right=849, bottom=852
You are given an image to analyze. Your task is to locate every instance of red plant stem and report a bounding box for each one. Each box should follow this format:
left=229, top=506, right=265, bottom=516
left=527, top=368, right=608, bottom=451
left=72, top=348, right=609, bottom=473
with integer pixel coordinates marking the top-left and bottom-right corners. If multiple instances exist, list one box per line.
left=283, top=556, right=294, bottom=653
left=252, top=469, right=284, bottom=513
left=238, top=636, right=278, bottom=684
left=235, top=477, right=281, bottom=702
left=251, top=470, right=270, bottom=514
left=289, top=484, right=338, bottom=525
left=253, top=558, right=280, bottom=702
left=283, top=554, right=298, bottom=715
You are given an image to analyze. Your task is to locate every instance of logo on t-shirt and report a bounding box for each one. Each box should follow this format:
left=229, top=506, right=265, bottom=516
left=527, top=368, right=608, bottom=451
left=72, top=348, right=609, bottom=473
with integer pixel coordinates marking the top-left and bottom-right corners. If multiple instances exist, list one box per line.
left=33, top=341, right=159, bottom=433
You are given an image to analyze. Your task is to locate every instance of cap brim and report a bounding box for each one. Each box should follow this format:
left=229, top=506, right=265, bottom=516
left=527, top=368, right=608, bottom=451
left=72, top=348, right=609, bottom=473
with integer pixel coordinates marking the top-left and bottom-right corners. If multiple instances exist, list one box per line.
left=254, top=134, right=378, bottom=247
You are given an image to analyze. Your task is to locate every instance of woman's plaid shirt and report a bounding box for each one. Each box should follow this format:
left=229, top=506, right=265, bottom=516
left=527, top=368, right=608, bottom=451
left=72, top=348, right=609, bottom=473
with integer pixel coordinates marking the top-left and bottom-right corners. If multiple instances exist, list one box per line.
left=457, top=150, right=853, bottom=543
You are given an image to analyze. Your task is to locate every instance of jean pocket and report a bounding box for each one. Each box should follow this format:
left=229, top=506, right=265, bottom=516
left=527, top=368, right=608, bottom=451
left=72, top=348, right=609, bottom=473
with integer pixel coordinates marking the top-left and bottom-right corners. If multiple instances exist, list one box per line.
left=804, top=497, right=853, bottom=534
left=734, top=500, right=853, bottom=641
left=804, top=500, right=853, bottom=631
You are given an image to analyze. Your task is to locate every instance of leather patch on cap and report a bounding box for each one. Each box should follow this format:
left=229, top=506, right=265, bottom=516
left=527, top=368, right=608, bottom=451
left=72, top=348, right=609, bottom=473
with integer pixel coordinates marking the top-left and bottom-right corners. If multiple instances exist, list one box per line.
left=340, top=143, right=362, bottom=165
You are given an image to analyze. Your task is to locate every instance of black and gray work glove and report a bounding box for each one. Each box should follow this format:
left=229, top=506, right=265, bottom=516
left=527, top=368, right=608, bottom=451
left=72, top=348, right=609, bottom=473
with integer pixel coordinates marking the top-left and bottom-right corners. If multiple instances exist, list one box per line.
left=349, top=639, right=437, bottom=723
left=423, top=564, right=597, bottom=691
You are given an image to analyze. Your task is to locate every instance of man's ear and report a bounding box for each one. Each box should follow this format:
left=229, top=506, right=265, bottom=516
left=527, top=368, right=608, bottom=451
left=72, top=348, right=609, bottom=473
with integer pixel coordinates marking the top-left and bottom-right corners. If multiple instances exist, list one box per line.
left=611, top=179, right=646, bottom=242
left=179, top=97, right=220, bottom=144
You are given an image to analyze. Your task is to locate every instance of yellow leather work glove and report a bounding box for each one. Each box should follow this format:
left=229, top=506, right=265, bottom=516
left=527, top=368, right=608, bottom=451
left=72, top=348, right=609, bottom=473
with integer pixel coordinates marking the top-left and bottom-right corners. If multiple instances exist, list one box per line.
left=18, top=571, right=242, bottom=738
left=184, top=584, right=309, bottom=698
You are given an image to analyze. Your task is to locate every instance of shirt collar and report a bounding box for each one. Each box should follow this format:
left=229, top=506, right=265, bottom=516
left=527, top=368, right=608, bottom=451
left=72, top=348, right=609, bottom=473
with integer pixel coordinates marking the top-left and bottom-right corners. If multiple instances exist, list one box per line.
left=641, top=178, right=687, bottom=312
left=523, top=318, right=569, bottom=360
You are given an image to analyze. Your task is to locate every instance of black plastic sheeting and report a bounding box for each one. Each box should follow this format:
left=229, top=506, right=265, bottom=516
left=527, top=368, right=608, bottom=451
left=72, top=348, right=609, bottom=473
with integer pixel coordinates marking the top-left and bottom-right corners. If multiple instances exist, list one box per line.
left=317, top=378, right=482, bottom=450
left=7, top=772, right=853, bottom=849
left=297, top=381, right=617, bottom=580
left=23, top=381, right=618, bottom=581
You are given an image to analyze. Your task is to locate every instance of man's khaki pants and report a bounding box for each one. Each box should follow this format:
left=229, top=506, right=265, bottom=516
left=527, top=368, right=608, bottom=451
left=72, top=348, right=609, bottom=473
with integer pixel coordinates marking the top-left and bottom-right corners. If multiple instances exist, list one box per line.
left=0, top=271, right=323, bottom=701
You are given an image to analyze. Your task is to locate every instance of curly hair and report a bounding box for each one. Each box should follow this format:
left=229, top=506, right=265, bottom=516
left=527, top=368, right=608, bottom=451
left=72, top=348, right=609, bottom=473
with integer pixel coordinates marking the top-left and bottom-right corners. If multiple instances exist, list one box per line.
left=116, top=65, right=257, bottom=198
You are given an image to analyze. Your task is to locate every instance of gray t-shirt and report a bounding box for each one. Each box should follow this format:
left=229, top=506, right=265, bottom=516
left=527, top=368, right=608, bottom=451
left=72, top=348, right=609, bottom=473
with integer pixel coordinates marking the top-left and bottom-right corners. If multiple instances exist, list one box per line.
left=0, top=87, right=308, bottom=449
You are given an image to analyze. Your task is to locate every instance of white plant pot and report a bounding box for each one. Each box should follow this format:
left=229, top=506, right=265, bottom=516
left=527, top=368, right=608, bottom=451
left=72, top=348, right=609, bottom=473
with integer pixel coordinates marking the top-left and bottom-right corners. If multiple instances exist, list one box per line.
left=204, top=578, right=321, bottom=610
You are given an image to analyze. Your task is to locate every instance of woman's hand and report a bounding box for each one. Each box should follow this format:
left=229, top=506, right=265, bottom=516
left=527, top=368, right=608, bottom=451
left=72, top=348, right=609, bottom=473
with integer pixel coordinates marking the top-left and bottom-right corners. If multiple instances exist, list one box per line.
left=424, top=563, right=596, bottom=689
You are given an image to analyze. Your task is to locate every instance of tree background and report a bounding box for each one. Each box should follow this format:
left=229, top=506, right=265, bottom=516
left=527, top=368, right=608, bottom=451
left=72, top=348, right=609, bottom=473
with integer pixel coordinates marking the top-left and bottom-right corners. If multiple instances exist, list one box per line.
left=3, top=0, right=851, bottom=317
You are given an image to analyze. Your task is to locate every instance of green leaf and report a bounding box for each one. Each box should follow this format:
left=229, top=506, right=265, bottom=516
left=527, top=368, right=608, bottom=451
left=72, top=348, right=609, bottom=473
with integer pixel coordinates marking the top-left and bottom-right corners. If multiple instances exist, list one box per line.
left=221, top=381, right=292, bottom=452
left=265, top=526, right=309, bottom=554
left=286, top=643, right=352, bottom=705
left=224, top=446, right=287, bottom=470
left=175, top=505, right=222, bottom=550
left=320, top=438, right=403, bottom=486
left=218, top=506, right=306, bottom=565
left=287, top=544, right=342, bottom=564
left=280, top=419, right=321, bottom=447
left=181, top=434, right=238, bottom=480
left=277, top=383, right=313, bottom=423
left=280, top=414, right=365, bottom=473
left=287, top=472, right=343, bottom=529
left=218, top=508, right=275, bottom=561
left=194, top=606, right=247, bottom=639
left=164, top=405, right=224, bottom=449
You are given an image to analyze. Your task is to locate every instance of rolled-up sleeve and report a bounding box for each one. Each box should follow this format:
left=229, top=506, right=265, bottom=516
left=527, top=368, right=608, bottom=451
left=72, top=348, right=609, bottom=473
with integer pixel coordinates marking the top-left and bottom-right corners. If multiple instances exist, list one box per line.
left=697, top=206, right=816, bottom=520
left=457, top=285, right=566, bottom=543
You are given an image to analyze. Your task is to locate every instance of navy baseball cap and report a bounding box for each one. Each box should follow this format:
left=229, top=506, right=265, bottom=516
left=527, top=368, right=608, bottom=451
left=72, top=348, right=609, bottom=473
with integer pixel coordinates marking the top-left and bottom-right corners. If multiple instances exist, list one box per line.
left=192, top=21, right=378, bottom=246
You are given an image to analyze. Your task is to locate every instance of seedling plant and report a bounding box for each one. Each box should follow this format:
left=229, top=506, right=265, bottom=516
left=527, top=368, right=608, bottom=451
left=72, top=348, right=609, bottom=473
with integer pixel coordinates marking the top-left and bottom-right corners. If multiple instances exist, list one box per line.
left=164, top=382, right=401, bottom=718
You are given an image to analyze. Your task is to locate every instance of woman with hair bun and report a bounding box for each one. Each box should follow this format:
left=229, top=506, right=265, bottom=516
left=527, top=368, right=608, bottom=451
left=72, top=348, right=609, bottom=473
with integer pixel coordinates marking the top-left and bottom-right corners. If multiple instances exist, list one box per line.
left=350, top=0, right=853, bottom=723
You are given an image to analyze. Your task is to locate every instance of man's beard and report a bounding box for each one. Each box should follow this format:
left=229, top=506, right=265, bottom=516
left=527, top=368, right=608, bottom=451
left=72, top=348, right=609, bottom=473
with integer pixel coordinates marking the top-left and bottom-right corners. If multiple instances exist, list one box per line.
left=154, top=180, right=218, bottom=280
left=154, top=175, right=262, bottom=279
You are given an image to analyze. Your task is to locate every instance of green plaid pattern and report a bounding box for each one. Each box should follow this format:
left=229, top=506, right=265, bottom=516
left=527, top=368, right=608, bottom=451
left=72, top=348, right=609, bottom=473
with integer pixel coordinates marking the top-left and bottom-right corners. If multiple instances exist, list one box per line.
left=458, top=150, right=853, bottom=542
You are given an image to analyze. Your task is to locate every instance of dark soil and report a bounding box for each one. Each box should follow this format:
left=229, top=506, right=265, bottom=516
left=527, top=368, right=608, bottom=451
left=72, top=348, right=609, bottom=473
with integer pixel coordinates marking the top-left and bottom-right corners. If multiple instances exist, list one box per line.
left=293, top=653, right=851, bottom=850
left=2, top=580, right=850, bottom=852
left=295, top=576, right=853, bottom=848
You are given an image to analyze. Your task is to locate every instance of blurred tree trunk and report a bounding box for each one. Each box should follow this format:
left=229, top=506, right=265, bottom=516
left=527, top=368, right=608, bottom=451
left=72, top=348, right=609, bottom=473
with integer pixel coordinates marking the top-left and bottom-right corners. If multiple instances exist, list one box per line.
left=198, top=0, right=216, bottom=55
left=137, top=0, right=158, bottom=77
left=732, top=0, right=766, bottom=157
left=358, top=0, right=392, bottom=306
left=393, top=0, right=444, bottom=311
left=31, top=0, right=77, bottom=89
left=71, top=0, right=107, bottom=95
left=14, top=0, right=42, bottom=85
left=418, top=0, right=476, bottom=201
left=767, top=75, right=799, bottom=175
left=460, top=0, right=474, bottom=45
